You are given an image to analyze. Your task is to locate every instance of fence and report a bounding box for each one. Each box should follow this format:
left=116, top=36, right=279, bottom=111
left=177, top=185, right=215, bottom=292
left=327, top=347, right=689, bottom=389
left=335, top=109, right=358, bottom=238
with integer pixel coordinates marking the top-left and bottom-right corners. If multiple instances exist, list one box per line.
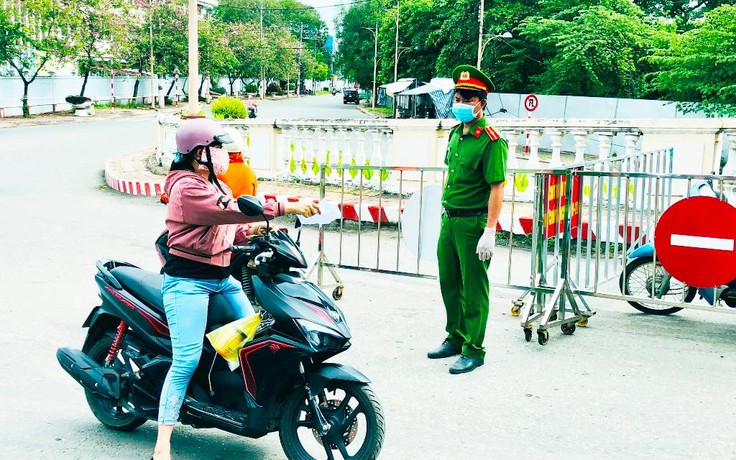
left=308, top=147, right=736, bottom=347
left=157, top=115, right=736, bottom=193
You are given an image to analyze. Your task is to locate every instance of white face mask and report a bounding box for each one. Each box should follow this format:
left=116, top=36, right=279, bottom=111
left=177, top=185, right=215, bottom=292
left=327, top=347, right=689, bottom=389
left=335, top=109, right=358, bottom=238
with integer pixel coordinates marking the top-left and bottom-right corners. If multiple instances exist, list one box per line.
left=197, top=146, right=230, bottom=175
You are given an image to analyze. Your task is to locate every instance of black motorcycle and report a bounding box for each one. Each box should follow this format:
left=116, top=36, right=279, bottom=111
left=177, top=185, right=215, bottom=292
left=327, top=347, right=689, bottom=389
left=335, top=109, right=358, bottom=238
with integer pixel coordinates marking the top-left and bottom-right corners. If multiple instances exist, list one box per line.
left=57, top=197, right=385, bottom=460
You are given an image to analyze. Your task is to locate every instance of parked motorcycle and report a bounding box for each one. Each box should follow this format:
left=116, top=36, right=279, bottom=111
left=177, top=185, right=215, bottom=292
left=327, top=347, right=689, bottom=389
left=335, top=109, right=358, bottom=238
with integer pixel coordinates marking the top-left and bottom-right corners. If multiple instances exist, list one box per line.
left=57, top=196, right=385, bottom=460
left=619, top=180, right=736, bottom=315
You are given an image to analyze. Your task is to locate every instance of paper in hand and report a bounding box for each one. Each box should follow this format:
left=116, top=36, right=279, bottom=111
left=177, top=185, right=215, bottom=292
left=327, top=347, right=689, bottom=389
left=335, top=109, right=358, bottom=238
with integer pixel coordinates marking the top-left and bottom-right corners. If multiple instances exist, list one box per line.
left=298, top=199, right=341, bottom=225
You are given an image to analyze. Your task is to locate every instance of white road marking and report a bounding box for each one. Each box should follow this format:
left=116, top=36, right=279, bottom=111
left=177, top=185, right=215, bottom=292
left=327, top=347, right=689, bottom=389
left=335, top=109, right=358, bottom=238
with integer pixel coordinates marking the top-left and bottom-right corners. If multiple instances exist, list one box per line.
left=671, top=234, right=734, bottom=251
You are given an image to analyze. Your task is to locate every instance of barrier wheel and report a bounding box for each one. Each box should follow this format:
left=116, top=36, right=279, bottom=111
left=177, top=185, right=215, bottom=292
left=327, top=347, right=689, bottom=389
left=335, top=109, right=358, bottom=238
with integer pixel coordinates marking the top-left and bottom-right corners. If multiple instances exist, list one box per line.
left=549, top=310, right=558, bottom=322
left=524, top=327, right=532, bottom=342
left=561, top=322, right=576, bottom=335
left=576, top=318, right=589, bottom=327
left=511, top=305, right=521, bottom=317
left=332, top=286, right=344, bottom=300
left=537, top=329, right=549, bottom=346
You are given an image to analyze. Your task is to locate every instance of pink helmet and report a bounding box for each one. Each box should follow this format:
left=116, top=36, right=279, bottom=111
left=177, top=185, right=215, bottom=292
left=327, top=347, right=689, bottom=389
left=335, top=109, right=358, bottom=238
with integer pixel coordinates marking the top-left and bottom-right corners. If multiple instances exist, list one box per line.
left=175, top=118, right=233, bottom=155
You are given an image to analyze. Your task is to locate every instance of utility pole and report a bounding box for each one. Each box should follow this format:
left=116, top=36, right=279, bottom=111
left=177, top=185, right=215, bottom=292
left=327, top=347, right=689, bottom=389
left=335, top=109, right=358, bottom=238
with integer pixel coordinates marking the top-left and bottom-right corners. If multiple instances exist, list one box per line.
left=149, top=0, right=155, bottom=109
left=372, top=22, right=378, bottom=109
left=187, top=0, right=199, bottom=115
left=476, top=0, right=484, bottom=68
left=259, top=0, right=265, bottom=99
left=297, top=23, right=303, bottom=96
left=393, top=0, right=400, bottom=83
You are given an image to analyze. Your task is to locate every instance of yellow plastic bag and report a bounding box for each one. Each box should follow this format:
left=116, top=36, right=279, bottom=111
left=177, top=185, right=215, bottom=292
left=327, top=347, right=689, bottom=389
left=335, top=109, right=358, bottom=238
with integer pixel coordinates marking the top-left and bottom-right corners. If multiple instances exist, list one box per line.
left=206, top=314, right=261, bottom=370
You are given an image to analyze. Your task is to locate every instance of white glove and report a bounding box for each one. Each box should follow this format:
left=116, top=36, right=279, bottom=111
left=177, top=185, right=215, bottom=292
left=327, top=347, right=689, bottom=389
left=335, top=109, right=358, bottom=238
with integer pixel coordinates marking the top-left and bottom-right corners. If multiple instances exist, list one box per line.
left=476, top=227, right=496, bottom=261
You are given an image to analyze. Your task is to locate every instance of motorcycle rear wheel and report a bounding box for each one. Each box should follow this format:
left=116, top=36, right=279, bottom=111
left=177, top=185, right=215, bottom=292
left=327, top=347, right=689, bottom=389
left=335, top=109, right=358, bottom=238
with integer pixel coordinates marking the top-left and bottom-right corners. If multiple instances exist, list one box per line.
left=84, top=334, right=147, bottom=431
left=279, top=381, right=385, bottom=460
left=620, top=258, right=696, bottom=315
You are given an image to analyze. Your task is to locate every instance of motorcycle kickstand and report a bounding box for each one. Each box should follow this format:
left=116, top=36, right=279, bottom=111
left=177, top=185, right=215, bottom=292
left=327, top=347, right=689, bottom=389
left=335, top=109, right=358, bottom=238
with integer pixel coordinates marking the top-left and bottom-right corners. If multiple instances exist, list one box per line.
left=299, top=362, right=331, bottom=436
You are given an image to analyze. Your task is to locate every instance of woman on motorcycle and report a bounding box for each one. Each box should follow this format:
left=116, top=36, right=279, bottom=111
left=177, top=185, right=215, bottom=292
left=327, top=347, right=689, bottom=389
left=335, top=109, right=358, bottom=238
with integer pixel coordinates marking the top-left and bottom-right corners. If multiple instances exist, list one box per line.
left=152, top=119, right=318, bottom=460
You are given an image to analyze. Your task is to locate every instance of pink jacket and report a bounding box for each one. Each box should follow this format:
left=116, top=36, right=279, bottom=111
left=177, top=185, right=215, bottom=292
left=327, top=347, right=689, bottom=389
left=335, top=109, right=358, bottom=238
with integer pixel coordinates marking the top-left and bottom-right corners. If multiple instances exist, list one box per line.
left=164, top=170, right=281, bottom=267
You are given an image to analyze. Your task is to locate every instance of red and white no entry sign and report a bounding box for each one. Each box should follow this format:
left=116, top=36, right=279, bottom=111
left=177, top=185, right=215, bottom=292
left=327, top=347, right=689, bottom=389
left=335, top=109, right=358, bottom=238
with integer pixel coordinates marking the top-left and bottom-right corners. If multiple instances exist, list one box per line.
left=524, top=94, right=539, bottom=112
left=654, top=196, right=736, bottom=288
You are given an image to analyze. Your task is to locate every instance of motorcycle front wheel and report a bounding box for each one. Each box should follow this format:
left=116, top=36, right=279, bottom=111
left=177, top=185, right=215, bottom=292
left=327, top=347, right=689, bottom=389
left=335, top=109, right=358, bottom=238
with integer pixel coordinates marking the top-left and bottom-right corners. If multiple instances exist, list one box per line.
left=619, top=258, right=696, bottom=315
left=279, top=381, right=385, bottom=460
left=83, top=333, right=147, bottom=431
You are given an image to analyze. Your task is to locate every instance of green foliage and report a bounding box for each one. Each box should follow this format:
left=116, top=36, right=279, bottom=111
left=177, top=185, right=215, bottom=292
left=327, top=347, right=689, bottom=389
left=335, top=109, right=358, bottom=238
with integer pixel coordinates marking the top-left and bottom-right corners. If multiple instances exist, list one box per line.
left=124, top=0, right=188, bottom=78
left=0, top=0, right=78, bottom=116
left=68, top=0, right=130, bottom=96
left=647, top=5, right=736, bottom=116
left=517, top=1, right=655, bottom=97
left=267, top=81, right=282, bottom=94
left=211, top=96, right=248, bottom=119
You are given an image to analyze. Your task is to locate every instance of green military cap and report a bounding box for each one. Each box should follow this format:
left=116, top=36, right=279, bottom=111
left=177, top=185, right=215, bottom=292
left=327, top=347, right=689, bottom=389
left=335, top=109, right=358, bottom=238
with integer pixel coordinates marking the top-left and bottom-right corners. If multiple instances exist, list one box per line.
left=452, top=64, right=494, bottom=92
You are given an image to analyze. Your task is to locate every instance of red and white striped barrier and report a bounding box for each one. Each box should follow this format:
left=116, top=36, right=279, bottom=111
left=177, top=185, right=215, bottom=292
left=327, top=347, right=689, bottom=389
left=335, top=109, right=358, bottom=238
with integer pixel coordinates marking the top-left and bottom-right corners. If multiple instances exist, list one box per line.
left=104, top=185, right=639, bottom=242
left=104, top=168, right=164, bottom=197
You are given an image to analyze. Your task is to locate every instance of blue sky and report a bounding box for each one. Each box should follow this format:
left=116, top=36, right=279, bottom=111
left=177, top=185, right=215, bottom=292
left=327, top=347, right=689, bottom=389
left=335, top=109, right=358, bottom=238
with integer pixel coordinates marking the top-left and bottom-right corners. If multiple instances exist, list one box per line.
left=299, top=0, right=345, bottom=37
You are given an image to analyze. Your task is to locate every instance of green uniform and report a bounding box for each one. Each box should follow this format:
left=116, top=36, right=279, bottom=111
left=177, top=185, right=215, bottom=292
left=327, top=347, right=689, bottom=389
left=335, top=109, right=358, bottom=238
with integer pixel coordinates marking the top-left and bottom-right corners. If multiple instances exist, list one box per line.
left=438, top=116, right=508, bottom=359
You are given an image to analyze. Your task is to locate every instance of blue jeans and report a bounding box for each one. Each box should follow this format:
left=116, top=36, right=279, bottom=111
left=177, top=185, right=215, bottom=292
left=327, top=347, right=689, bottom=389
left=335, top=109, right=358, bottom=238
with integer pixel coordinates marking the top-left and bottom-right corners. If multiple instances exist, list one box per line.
left=158, top=274, right=254, bottom=425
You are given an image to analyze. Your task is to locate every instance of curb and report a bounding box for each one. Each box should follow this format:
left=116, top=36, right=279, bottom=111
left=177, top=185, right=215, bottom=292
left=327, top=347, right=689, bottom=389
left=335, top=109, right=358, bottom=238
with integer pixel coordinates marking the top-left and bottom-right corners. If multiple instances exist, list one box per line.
left=104, top=155, right=165, bottom=197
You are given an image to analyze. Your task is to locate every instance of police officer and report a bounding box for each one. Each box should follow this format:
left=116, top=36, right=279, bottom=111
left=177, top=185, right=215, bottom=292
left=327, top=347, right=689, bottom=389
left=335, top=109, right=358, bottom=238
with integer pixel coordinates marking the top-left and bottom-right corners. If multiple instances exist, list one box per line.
left=427, top=65, right=508, bottom=374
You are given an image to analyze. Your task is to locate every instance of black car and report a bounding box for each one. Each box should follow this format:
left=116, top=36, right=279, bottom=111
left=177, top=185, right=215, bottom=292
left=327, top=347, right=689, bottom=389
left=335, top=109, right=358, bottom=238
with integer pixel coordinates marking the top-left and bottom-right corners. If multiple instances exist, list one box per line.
left=343, top=89, right=360, bottom=104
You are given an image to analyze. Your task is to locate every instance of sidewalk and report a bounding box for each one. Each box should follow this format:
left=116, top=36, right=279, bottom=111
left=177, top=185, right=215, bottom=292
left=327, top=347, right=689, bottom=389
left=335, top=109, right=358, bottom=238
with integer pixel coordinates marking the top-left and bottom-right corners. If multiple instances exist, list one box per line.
left=0, top=107, right=155, bottom=129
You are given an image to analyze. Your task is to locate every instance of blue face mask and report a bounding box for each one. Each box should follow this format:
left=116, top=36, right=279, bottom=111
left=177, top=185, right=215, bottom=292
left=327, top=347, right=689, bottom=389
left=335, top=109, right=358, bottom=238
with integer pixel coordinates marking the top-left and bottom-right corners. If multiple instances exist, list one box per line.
left=452, top=102, right=480, bottom=123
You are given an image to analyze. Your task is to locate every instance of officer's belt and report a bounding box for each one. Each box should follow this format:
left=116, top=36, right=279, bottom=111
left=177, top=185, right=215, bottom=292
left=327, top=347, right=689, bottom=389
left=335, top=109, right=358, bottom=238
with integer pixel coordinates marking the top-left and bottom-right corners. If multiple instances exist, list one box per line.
left=442, top=208, right=486, bottom=218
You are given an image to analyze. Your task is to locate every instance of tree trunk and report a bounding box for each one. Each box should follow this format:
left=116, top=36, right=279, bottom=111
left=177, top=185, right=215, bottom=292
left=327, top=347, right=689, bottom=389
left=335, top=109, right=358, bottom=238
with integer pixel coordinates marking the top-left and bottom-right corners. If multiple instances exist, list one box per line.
left=80, top=50, right=93, bottom=97
left=199, top=76, right=205, bottom=99
left=80, top=67, right=91, bottom=97
left=22, top=81, right=30, bottom=118
left=133, top=75, right=141, bottom=99
left=228, top=76, right=236, bottom=96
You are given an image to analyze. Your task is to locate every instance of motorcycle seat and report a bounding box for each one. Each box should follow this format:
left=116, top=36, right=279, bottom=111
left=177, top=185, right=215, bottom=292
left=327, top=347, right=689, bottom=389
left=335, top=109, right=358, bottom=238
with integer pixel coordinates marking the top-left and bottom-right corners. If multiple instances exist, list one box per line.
left=109, top=266, right=243, bottom=330
left=110, top=266, right=166, bottom=312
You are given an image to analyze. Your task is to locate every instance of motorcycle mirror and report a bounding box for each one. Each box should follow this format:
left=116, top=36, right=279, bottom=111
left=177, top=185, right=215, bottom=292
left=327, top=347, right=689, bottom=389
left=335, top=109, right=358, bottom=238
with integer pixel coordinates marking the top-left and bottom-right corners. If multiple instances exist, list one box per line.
left=237, top=196, right=264, bottom=216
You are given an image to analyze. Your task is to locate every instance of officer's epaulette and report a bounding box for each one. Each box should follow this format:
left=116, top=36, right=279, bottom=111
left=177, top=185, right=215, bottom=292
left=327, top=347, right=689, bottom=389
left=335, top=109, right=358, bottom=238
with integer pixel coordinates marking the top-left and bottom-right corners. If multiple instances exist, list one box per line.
left=484, top=125, right=501, bottom=140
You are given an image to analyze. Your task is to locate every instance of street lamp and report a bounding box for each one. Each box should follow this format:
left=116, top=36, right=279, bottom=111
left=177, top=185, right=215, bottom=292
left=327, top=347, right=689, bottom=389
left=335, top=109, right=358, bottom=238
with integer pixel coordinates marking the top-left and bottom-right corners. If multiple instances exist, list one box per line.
left=396, top=46, right=411, bottom=76
left=362, top=24, right=379, bottom=109
left=479, top=31, right=512, bottom=68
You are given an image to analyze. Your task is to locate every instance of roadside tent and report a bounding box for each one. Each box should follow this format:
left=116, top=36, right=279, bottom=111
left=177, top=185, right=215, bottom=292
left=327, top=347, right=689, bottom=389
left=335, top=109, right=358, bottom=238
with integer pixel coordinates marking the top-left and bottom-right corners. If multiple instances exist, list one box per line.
left=395, top=77, right=455, bottom=118
left=377, top=78, right=417, bottom=108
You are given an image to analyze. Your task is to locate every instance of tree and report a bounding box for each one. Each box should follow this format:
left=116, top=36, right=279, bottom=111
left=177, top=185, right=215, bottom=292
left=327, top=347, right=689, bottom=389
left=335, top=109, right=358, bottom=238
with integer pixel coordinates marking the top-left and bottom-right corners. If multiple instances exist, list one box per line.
left=513, top=0, right=657, bottom=97
left=335, top=0, right=384, bottom=88
left=648, top=5, right=736, bottom=116
left=0, top=0, right=76, bottom=117
left=222, top=22, right=261, bottom=95
left=69, top=0, right=130, bottom=97
left=124, top=0, right=188, bottom=101
left=632, top=0, right=734, bottom=29
left=199, top=18, right=236, bottom=97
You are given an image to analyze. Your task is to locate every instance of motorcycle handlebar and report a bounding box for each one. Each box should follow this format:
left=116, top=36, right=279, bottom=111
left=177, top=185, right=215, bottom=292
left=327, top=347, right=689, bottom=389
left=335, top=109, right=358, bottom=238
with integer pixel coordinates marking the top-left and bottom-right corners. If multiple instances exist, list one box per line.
left=231, top=244, right=257, bottom=254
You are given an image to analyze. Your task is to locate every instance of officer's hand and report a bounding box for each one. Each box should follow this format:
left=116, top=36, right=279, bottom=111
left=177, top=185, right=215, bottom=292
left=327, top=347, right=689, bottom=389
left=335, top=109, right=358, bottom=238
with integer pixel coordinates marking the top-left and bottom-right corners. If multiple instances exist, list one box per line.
left=476, top=227, right=496, bottom=261
left=286, top=201, right=321, bottom=218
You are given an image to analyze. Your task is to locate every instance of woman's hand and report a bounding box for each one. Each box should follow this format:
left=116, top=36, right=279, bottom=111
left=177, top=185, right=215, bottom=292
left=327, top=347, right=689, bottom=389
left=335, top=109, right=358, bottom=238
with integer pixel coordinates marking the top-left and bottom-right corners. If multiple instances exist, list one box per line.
left=247, top=222, right=271, bottom=236
left=285, top=201, right=321, bottom=217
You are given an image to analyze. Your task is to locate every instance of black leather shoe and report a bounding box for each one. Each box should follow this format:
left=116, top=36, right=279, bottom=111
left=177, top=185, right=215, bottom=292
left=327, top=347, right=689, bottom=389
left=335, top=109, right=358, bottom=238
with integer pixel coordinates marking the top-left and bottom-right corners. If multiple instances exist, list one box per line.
left=427, top=340, right=461, bottom=359
left=449, top=355, right=484, bottom=374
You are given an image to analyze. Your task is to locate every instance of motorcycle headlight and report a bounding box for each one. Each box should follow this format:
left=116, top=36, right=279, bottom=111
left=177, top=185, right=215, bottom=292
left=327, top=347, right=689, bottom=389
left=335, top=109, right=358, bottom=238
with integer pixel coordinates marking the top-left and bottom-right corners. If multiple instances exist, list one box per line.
left=296, top=319, right=344, bottom=349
